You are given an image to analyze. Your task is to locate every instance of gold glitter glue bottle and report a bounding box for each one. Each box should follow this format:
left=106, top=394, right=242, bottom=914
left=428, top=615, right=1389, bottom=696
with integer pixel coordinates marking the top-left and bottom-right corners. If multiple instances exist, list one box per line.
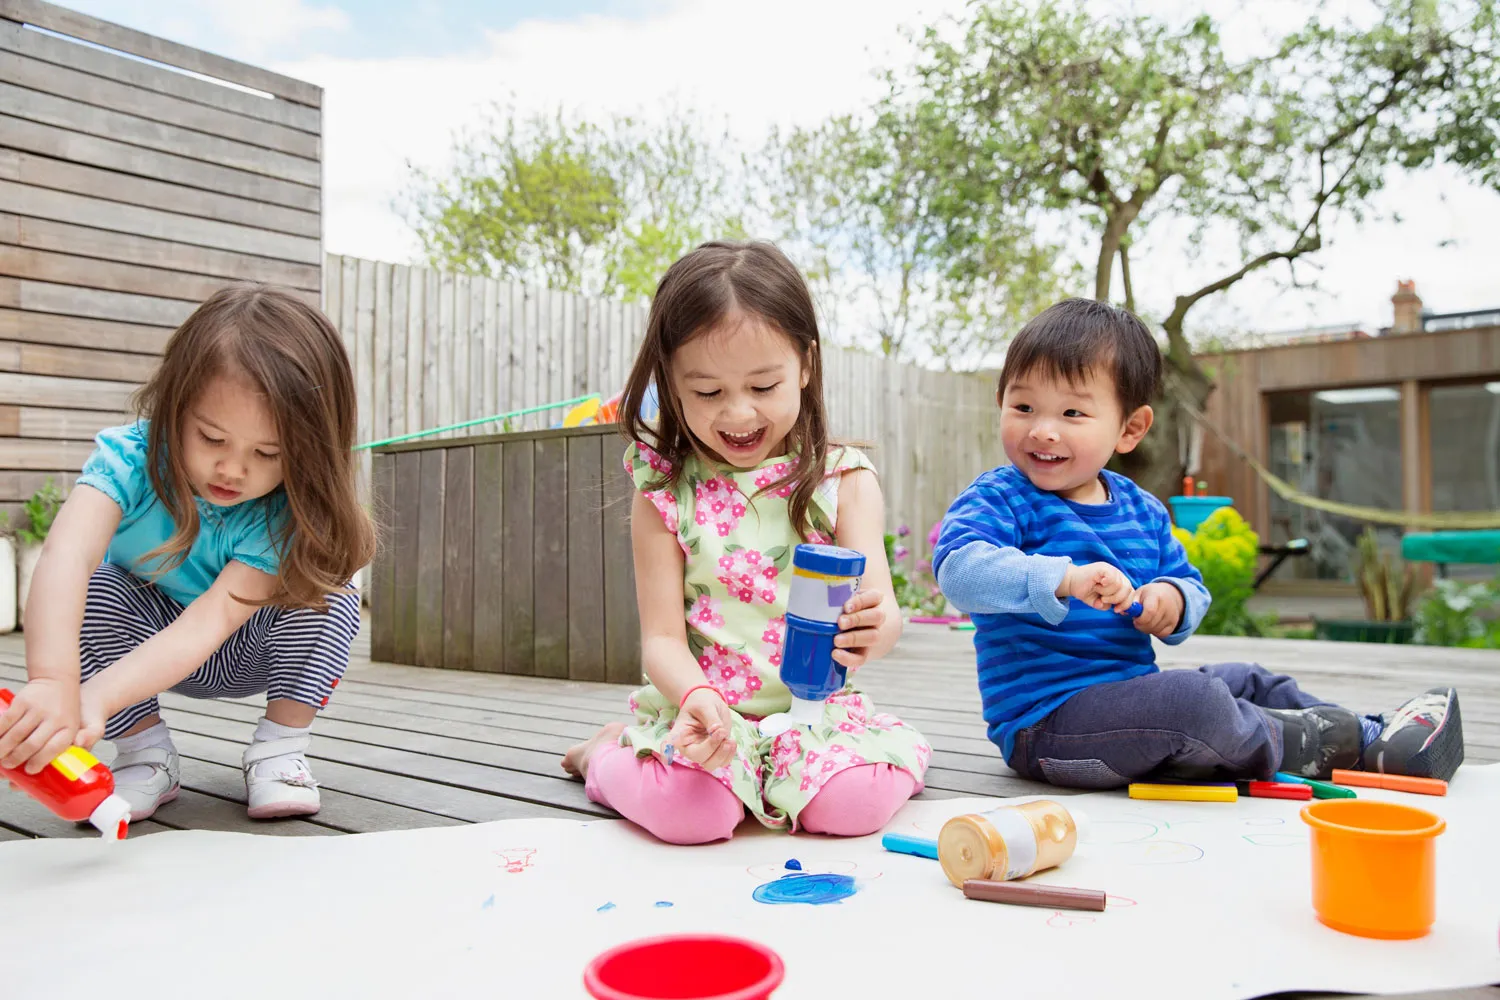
left=937, top=800, right=1082, bottom=888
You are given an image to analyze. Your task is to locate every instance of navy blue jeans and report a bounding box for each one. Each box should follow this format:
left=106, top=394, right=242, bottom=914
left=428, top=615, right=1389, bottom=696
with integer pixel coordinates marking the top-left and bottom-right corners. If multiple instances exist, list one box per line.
left=1007, top=663, right=1334, bottom=788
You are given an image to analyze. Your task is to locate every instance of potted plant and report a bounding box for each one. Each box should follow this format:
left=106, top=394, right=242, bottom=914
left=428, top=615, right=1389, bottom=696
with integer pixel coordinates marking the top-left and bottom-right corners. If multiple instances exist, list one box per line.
left=1314, top=528, right=1417, bottom=644
left=16, top=479, right=63, bottom=627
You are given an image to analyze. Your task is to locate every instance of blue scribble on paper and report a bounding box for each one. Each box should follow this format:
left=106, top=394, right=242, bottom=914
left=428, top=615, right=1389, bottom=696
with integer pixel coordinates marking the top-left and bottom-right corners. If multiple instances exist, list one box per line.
left=481, top=894, right=495, bottom=910
left=753, top=873, right=858, bottom=906
left=597, top=902, right=617, bottom=913
left=785, top=858, right=802, bottom=871
left=654, top=900, right=674, bottom=908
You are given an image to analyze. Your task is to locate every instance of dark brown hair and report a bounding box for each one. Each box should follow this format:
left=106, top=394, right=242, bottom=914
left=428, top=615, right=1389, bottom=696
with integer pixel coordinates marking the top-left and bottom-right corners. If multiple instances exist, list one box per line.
left=619, top=240, right=830, bottom=539
left=1000, top=298, right=1162, bottom=415
left=135, top=283, right=376, bottom=610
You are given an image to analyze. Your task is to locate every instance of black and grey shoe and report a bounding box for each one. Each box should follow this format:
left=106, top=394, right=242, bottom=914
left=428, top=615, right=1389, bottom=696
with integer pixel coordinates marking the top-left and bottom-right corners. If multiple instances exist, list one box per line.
left=1362, top=687, right=1464, bottom=782
left=1264, top=705, right=1362, bottom=779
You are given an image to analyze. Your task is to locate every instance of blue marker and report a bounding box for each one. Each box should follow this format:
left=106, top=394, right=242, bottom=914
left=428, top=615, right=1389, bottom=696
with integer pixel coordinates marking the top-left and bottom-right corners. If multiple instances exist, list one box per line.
left=881, top=832, right=939, bottom=860
left=662, top=744, right=675, bottom=766
left=1126, top=601, right=1144, bottom=618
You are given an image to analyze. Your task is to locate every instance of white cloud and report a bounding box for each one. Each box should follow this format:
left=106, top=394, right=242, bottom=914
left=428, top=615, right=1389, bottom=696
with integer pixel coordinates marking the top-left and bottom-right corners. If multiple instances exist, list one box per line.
left=261, top=0, right=1500, bottom=338
left=202, top=0, right=350, bottom=59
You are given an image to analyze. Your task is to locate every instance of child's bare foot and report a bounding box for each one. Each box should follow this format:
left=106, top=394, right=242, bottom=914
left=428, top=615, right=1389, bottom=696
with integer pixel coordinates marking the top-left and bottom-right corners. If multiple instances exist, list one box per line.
left=561, top=722, right=626, bottom=780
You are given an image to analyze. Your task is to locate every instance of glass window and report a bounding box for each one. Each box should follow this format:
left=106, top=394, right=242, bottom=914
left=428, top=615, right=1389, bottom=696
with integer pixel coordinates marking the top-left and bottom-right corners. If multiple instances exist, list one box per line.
left=1428, top=381, right=1500, bottom=581
left=1266, top=386, right=1403, bottom=581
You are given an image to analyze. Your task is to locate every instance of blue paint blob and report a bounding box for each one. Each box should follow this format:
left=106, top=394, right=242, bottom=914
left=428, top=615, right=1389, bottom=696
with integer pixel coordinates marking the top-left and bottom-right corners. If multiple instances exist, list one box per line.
left=654, top=900, right=674, bottom=908
left=481, top=894, right=494, bottom=910
left=596, top=902, right=617, bottom=913
left=784, top=858, right=802, bottom=871
left=753, top=873, right=859, bottom=906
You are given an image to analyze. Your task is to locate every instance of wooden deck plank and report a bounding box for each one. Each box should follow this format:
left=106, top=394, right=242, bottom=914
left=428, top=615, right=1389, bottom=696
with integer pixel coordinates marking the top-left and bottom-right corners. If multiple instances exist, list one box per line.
left=0, top=626, right=1494, bottom=845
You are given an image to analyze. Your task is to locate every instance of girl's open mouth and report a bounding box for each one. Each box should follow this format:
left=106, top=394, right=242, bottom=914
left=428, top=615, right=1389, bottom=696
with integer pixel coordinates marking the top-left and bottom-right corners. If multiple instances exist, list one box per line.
left=718, top=428, right=766, bottom=453
left=208, top=483, right=242, bottom=502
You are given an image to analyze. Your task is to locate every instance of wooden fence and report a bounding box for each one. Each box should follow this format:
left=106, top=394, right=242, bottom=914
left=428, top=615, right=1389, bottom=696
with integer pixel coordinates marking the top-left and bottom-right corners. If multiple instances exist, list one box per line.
left=0, top=0, right=322, bottom=520
left=326, top=253, right=1004, bottom=554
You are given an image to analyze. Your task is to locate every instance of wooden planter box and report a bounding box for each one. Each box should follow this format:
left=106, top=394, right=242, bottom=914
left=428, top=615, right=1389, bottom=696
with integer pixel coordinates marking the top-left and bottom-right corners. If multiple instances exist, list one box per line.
left=369, top=424, right=641, bottom=683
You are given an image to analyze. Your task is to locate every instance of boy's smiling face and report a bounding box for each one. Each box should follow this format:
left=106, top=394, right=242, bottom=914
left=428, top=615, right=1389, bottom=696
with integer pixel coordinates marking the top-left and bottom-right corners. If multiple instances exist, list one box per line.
left=1000, top=363, right=1153, bottom=503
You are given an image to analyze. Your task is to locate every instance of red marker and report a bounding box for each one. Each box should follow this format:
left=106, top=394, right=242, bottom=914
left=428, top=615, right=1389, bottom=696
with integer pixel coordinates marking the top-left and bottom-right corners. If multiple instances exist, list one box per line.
left=0, top=689, right=132, bottom=840
left=1238, top=780, right=1312, bottom=800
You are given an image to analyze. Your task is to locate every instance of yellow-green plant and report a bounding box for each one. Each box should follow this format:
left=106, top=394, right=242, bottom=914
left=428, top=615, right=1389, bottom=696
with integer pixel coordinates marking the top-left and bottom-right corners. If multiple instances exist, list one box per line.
left=1352, top=527, right=1416, bottom=622
left=1173, top=507, right=1260, bottom=636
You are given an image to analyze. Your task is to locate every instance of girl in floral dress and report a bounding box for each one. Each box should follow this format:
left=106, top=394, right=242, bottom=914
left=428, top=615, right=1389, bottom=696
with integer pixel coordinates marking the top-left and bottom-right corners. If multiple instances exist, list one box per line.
left=561, top=241, right=931, bottom=843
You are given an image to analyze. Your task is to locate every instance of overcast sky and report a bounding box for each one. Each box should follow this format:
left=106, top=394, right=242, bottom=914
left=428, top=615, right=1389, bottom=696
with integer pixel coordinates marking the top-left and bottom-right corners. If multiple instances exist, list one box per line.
left=59, top=0, right=1500, bottom=341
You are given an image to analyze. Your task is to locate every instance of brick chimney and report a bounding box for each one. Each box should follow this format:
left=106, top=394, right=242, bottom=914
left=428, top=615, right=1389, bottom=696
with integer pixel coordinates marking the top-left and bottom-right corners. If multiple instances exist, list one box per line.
left=1391, top=279, right=1423, bottom=334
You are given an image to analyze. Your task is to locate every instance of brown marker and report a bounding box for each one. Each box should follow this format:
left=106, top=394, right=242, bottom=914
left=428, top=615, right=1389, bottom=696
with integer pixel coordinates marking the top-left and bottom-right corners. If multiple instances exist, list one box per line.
left=962, top=879, right=1107, bottom=912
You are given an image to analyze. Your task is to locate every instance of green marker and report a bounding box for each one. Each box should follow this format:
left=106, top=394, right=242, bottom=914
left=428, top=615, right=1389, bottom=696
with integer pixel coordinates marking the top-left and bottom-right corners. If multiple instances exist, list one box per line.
left=1274, top=772, right=1357, bottom=799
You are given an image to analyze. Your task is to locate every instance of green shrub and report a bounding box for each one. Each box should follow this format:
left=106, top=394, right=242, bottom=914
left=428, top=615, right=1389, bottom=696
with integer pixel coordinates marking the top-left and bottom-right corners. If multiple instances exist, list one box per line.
left=1172, top=507, right=1268, bottom=636
left=885, top=525, right=948, bottom=617
left=1414, top=576, right=1500, bottom=648
left=18, top=479, right=63, bottom=546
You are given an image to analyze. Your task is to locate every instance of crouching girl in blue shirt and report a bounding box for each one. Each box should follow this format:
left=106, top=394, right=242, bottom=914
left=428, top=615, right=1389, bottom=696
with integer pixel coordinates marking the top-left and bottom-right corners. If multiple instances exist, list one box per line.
left=0, top=284, right=375, bottom=821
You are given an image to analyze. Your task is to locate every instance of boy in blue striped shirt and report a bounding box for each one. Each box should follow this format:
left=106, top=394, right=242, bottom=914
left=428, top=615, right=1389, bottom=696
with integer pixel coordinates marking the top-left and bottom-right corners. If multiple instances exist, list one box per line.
left=933, top=299, right=1463, bottom=787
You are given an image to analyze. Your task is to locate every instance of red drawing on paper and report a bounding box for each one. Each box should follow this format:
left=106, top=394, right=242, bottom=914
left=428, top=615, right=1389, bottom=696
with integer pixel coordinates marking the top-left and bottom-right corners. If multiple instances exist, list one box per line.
left=1105, top=895, right=1138, bottom=909
left=1047, top=911, right=1097, bottom=929
left=494, top=848, right=537, bottom=873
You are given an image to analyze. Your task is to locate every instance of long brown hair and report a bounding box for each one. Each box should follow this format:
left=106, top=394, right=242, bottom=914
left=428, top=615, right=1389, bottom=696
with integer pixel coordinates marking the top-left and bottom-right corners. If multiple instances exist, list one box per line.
left=135, top=283, right=376, bottom=610
left=619, top=241, right=830, bottom=539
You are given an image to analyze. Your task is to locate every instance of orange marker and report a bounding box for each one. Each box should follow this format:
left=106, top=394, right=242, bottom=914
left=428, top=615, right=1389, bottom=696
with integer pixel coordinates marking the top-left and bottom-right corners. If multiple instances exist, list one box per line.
left=1330, top=769, right=1447, bottom=797
left=0, top=689, right=132, bottom=839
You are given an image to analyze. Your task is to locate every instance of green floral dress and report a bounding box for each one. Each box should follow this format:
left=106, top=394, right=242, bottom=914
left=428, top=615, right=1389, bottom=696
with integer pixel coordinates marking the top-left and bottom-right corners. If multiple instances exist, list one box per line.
left=620, top=442, right=932, bottom=830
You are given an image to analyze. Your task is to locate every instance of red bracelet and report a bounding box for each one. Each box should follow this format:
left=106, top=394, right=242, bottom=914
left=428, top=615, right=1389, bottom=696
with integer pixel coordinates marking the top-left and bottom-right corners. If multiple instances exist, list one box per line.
left=678, top=684, right=725, bottom=709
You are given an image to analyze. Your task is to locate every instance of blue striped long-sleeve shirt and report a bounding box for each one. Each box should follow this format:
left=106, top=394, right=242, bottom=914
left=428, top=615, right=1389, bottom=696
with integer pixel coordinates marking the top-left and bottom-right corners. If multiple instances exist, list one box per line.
left=932, top=465, right=1211, bottom=760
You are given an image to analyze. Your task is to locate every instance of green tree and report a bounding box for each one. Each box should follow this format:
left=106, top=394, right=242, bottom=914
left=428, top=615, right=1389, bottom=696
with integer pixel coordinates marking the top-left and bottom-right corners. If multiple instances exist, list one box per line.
left=401, top=104, right=748, bottom=301
left=899, top=0, right=1500, bottom=497
left=768, top=102, right=1068, bottom=366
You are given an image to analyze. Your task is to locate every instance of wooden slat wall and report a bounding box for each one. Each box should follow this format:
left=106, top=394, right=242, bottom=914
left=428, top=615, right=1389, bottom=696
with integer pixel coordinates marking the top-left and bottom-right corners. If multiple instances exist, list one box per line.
left=370, top=425, right=643, bottom=682
left=1198, top=325, right=1500, bottom=541
left=0, top=0, right=322, bottom=523
left=330, top=254, right=1004, bottom=560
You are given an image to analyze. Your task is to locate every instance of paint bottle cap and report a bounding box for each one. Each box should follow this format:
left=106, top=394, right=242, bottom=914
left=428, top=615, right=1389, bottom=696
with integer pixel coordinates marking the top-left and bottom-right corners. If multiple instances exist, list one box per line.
left=785, top=697, right=825, bottom=726
left=938, top=813, right=1009, bottom=886
left=792, top=544, right=866, bottom=578
left=88, top=794, right=131, bottom=841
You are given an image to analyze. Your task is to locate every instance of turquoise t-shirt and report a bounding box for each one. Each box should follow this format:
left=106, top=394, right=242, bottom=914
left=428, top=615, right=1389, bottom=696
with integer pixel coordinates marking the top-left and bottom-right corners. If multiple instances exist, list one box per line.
left=76, top=421, right=289, bottom=606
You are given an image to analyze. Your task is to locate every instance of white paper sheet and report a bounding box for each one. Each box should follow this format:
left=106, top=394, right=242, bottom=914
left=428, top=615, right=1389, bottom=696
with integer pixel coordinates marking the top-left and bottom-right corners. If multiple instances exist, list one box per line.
left=2, top=765, right=1496, bottom=1000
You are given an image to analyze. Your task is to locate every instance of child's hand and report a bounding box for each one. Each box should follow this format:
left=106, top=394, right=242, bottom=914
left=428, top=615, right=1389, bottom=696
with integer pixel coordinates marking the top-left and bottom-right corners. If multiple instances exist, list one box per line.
left=75, top=683, right=110, bottom=751
left=834, top=589, right=886, bottom=669
left=1129, top=582, right=1185, bottom=638
left=0, top=678, right=81, bottom=774
left=1058, top=562, right=1134, bottom=612
left=667, top=687, right=738, bottom=772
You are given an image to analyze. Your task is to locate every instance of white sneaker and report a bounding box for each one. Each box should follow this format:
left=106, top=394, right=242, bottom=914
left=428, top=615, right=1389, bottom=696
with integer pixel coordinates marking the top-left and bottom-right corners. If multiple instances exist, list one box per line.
left=243, top=735, right=321, bottom=819
left=110, top=745, right=181, bottom=822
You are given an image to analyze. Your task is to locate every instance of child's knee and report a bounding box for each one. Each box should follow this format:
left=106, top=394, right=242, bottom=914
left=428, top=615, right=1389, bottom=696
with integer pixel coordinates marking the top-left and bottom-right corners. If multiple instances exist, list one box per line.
left=1150, top=669, right=1243, bottom=728
left=798, top=763, right=917, bottom=837
left=640, top=773, right=744, bottom=844
left=597, top=755, right=744, bottom=845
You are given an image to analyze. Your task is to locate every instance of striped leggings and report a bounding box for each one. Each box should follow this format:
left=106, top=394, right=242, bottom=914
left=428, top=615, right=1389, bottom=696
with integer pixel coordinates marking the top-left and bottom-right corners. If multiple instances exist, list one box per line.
left=80, top=562, right=362, bottom=739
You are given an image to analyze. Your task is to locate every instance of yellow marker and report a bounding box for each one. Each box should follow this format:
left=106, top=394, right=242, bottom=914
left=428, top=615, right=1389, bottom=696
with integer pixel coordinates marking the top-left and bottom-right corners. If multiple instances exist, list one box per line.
left=1129, top=782, right=1237, bottom=803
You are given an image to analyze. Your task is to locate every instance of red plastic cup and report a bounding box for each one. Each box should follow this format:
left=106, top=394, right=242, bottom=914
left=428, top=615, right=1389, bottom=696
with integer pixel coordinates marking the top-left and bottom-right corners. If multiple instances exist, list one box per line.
left=584, top=934, right=785, bottom=1000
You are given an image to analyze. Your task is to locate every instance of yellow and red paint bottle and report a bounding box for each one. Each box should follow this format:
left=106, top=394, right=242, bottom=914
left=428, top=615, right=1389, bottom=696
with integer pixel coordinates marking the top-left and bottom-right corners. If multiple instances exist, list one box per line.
left=0, top=689, right=131, bottom=840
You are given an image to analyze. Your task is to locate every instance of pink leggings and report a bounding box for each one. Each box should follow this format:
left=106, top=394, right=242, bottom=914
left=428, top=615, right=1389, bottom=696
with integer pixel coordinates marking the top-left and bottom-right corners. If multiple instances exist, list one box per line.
left=584, top=741, right=919, bottom=844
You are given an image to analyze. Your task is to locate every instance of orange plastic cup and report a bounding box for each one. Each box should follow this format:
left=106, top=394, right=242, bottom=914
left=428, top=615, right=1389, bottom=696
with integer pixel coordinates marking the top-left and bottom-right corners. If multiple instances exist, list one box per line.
left=1300, top=799, right=1445, bottom=939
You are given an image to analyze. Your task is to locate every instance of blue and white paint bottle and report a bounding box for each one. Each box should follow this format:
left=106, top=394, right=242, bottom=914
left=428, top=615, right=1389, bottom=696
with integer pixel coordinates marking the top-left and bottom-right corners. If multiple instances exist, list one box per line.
left=759, top=544, right=867, bottom=738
